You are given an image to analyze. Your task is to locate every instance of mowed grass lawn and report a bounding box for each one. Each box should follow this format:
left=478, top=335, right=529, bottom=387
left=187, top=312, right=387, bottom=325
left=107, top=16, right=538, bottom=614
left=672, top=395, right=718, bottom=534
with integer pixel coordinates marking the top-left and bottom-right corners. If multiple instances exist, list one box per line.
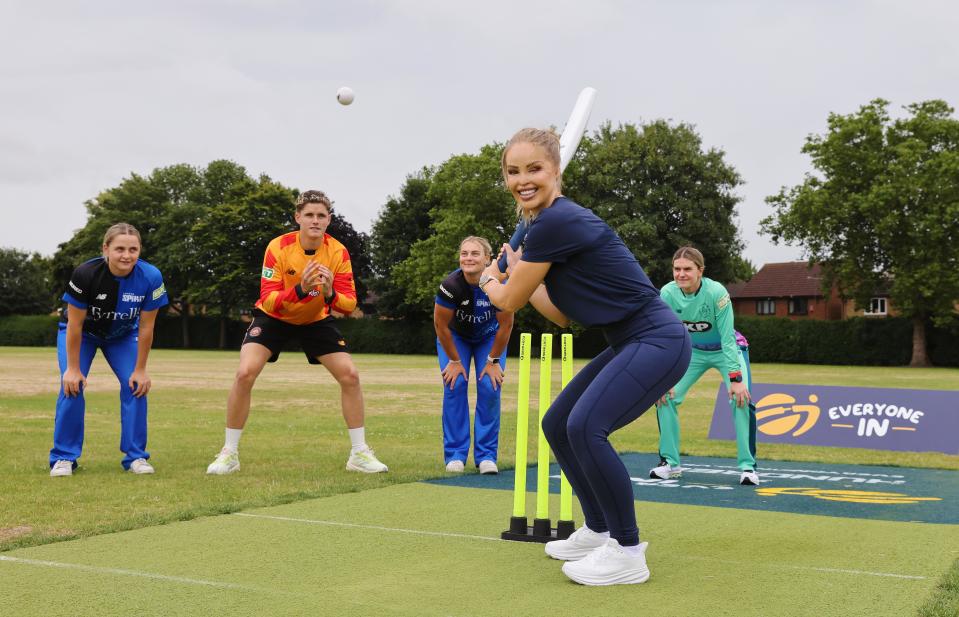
left=2, top=346, right=958, bottom=614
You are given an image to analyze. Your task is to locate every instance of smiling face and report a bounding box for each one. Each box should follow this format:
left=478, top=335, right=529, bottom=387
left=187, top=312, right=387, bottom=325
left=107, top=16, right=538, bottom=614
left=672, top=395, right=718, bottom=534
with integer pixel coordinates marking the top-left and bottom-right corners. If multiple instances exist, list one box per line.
left=102, top=234, right=141, bottom=277
left=504, top=141, right=562, bottom=216
left=458, top=240, right=488, bottom=276
left=295, top=202, right=331, bottom=245
left=673, top=257, right=704, bottom=293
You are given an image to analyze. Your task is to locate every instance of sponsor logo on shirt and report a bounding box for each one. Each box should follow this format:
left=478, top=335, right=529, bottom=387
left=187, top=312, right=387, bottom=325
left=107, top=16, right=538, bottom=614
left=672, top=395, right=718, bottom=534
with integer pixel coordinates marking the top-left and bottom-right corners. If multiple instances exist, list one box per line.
left=439, top=284, right=453, bottom=299
left=683, top=321, right=712, bottom=333
left=122, top=293, right=144, bottom=303
left=460, top=299, right=470, bottom=306
left=96, top=293, right=108, bottom=300
left=262, top=267, right=275, bottom=279
left=717, top=294, right=730, bottom=310
left=69, top=280, right=83, bottom=294
left=286, top=268, right=296, bottom=276
left=152, top=284, right=165, bottom=300
left=475, top=298, right=491, bottom=308
left=88, top=306, right=140, bottom=321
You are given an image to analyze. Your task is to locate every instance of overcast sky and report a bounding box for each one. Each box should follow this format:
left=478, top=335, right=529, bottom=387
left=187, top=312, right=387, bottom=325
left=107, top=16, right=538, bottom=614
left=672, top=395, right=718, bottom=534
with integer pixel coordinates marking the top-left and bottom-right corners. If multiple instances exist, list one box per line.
left=2, top=1, right=956, bottom=267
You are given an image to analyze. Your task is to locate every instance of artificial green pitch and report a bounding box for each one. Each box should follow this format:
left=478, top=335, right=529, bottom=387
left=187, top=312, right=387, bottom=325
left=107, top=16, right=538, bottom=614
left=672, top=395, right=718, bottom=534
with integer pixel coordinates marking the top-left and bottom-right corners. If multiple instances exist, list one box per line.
left=3, top=473, right=956, bottom=617
left=2, top=347, right=957, bottom=616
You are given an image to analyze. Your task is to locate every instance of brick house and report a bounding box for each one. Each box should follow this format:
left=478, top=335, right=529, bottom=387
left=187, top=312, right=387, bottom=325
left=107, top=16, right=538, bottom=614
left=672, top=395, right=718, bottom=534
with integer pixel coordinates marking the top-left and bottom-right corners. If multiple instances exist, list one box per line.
left=728, top=262, right=894, bottom=320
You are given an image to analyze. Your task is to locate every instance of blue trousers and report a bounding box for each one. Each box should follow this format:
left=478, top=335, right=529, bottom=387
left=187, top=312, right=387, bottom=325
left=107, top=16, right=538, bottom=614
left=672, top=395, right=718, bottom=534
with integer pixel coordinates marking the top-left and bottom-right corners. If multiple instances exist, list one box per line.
left=542, top=307, right=691, bottom=547
left=50, top=326, right=150, bottom=470
left=437, top=334, right=507, bottom=465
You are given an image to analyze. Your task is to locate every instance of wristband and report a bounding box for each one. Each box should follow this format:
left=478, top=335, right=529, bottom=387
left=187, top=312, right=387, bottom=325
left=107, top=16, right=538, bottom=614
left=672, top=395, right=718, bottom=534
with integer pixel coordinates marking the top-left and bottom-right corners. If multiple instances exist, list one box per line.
left=487, top=356, right=500, bottom=365
left=448, top=359, right=461, bottom=364
left=729, top=372, right=743, bottom=383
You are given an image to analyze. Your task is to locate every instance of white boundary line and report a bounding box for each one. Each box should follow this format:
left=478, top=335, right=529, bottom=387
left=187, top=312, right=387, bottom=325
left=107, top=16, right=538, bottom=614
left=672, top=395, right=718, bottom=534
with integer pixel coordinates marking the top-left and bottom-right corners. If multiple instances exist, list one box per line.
left=0, top=555, right=266, bottom=591
left=235, top=513, right=928, bottom=580
left=234, top=512, right=502, bottom=542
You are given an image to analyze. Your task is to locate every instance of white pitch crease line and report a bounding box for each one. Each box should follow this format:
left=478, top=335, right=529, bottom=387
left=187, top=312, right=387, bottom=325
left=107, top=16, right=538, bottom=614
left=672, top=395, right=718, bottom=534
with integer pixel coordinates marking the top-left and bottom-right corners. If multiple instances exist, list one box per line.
left=235, top=513, right=929, bottom=580
left=234, top=512, right=503, bottom=542
left=680, top=554, right=927, bottom=580
left=0, top=555, right=264, bottom=590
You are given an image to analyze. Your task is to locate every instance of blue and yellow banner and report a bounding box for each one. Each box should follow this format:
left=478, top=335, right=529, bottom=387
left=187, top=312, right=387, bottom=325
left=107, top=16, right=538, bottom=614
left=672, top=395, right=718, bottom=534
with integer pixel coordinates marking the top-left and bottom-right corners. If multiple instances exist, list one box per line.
left=710, top=383, right=958, bottom=454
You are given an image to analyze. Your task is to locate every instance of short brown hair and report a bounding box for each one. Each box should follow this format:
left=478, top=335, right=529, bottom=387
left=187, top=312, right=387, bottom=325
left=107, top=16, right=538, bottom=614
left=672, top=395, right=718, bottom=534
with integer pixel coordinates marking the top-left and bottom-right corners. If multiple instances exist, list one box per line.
left=295, top=189, right=333, bottom=214
left=673, top=246, right=705, bottom=270
left=102, top=223, right=141, bottom=248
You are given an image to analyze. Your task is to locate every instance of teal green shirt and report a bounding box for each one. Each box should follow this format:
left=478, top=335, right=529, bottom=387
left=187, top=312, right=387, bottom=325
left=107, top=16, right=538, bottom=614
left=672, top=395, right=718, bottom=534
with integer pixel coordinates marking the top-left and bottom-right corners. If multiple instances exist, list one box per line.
left=660, top=277, right=741, bottom=377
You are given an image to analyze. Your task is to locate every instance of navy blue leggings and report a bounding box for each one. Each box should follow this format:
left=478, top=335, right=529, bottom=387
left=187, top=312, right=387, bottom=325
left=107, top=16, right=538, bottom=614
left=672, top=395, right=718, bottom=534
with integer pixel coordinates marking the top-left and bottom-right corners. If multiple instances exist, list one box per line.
left=542, top=326, right=691, bottom=546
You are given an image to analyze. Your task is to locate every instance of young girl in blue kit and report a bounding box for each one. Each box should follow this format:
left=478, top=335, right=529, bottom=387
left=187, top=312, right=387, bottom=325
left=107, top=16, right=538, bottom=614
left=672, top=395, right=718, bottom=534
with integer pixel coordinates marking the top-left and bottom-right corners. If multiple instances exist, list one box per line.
left=434, top=236, right=514, bottom=474
left=49, top=223, right=168, bottom=476
left=480, top=128, right=691, bottom=586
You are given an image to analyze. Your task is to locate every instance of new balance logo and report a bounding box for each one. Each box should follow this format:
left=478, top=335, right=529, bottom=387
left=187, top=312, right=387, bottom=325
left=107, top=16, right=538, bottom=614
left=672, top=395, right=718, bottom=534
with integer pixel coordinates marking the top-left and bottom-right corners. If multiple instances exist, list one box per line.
left=461, top=299, right=470, bottom=306
left=96, top=294, right=107, bottom=300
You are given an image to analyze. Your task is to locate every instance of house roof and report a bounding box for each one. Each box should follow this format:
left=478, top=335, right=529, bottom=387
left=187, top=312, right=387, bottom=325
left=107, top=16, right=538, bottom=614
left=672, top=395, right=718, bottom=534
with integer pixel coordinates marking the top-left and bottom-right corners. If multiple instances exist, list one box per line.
left=730, top=262, right=826, bottom=298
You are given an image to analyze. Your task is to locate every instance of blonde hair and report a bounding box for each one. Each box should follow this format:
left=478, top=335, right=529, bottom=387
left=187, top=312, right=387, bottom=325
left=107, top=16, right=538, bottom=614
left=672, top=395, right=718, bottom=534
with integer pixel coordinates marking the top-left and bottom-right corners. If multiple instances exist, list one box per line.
left=459, top=236, right=492, bottom=259
left=673, top=246, right=705, bottom=270
left=102, top=223, right=141, bottom=248
left=295, top=189, right=333, bottom=214
left=501, top=128, right=562, bottom=221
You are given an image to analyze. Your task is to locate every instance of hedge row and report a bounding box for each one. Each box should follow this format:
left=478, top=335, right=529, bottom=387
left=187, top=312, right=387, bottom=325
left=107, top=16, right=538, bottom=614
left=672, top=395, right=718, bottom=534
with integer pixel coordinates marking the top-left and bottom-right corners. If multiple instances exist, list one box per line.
left=1, top=314, right=956, bottom=366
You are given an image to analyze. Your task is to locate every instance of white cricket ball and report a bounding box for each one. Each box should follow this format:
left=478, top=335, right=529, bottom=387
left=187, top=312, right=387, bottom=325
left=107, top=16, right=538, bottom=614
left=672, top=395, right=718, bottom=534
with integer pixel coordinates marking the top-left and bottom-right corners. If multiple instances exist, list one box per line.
left=336, top=86, right=354, bottom=106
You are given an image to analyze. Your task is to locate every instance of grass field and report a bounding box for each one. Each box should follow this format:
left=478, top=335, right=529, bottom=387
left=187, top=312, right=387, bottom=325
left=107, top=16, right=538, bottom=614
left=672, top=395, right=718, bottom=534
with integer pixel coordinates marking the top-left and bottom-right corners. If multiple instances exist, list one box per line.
left=2, top=346, right=958, bottom=616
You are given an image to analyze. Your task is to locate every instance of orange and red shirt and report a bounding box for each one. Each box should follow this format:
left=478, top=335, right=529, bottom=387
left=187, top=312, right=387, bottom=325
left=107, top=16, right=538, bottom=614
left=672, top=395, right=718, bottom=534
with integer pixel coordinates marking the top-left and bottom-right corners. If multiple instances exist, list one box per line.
left=254, top=232, right=357, bottom=324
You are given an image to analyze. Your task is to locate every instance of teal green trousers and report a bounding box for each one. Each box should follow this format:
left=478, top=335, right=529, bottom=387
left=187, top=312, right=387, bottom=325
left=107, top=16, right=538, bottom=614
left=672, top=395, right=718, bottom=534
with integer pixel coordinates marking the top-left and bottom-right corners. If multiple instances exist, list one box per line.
left=655, top=347, right=756, bottom=471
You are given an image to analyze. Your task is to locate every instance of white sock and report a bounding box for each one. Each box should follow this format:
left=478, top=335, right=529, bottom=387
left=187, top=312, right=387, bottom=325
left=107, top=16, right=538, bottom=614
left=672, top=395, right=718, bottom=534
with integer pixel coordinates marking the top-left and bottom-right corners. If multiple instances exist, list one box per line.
left=619, top=542, right=644, bottom=556
left=224, top=428, right=243, bottom=452
left=348, top=427, right=366, bottom=453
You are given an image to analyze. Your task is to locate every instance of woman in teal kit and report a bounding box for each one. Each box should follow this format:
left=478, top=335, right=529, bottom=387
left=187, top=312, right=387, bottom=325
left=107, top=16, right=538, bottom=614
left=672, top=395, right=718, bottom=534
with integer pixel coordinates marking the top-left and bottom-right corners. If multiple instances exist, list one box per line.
left=651, top=246, right=759, bottom=485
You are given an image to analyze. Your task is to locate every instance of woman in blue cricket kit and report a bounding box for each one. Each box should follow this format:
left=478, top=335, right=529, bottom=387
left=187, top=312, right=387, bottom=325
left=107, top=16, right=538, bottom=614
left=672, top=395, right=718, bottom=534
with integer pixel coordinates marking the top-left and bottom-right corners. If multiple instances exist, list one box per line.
left=481, top=128, right=691, bottom=586
left=49, top=223, right=168, bottom=477
left=434, top=236, right=514, bottom=475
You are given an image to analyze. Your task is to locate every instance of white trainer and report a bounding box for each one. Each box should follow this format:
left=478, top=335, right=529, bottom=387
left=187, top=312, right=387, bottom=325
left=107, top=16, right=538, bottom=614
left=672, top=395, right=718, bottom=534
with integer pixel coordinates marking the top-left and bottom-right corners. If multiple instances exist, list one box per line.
left=346, top=446, right=388, bottom=473
left=649, top=461, right=683, bottom=479
left=446, top=460, right=465, bottom=473
left=561, top=539, right=651, bottom=586
left=478, top=460, right=498, bottom=475
left=129, top=458, right=155, bottom=474
left=206, top=448, right=240, bottom=475
left=740, top=470, right=760, bottom=486
left=545, top=525, right=608, bottom=561
left=50, top=460, right=73, bottom=477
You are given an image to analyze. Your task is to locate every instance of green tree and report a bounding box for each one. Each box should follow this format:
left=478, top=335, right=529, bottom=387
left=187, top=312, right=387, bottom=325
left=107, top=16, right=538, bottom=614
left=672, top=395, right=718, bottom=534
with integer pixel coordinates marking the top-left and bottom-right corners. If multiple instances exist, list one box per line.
left=0, top=249, right=55, bottom=316
left=762, top=99, right=959, bottom=366
left=567, top=121, right=745, bottom=287
left=188, top=178, right=295, bottom=348
left=368, top=172, right=438, bottom=319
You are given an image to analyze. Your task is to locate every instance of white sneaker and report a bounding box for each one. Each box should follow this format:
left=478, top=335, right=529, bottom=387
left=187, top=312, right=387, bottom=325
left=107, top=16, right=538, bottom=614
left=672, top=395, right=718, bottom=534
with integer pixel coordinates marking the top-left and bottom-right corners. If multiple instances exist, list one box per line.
left=545, top=525, right=608, bottom=561
left=206, top=448, right=240, bottom=475
left=649, top=461, right=682, bottom=479
left=446, top=460, right=465, bottom=473
left=50, top=460, right=73, bottom=477
left=478, top=460, right=498, bottom=475
left=346, top=446, right=388, bottom=473
left=561, top=539, right=651, bottom=586
left=740, top=470, right=760, bottom=486
left=129, top=458, right=154, bottom=474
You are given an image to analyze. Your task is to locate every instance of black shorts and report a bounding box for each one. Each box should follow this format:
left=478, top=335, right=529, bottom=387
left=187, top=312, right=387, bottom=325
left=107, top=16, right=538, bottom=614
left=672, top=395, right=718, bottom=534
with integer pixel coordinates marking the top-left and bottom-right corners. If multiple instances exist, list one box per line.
left=243, top=310, right=350, bottom=364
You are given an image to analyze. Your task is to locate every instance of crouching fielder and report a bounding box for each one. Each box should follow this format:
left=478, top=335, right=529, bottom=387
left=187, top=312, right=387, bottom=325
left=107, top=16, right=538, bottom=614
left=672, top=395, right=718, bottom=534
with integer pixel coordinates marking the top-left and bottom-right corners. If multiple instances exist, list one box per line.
left=651, top=246, right=758, bottom=485
left=481, top=128, right=691, bottom=586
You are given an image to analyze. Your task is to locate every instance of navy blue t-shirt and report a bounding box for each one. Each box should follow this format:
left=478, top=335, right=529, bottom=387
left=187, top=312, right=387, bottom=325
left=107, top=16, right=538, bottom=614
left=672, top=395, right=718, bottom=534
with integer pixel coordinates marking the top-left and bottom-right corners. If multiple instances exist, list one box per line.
left=61, top=257, right=169, bottom=340
left=521, top=197, right=659, bottom=327
left=435, top=269, right=499, bottom=342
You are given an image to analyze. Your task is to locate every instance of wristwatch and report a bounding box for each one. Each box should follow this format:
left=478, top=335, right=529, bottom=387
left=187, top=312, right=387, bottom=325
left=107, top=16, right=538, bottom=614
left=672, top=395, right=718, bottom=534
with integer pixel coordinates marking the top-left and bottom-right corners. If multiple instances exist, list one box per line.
left=729, top=373, right=743, bottom=383
left=478, top=273, right=494, bottom=289
left=487, top=356, right=500, bottom=365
